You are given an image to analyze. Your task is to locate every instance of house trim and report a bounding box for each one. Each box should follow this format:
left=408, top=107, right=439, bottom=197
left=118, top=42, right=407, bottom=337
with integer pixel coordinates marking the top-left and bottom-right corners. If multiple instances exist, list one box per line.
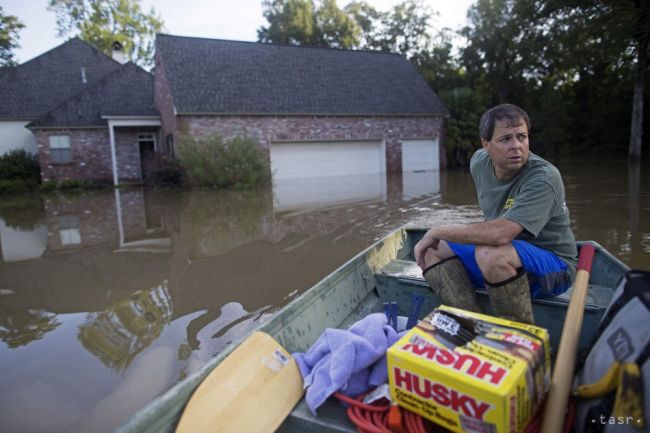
left=29, top=125, right=108, bottom=130
left=176, top=112, right=446, bottom=118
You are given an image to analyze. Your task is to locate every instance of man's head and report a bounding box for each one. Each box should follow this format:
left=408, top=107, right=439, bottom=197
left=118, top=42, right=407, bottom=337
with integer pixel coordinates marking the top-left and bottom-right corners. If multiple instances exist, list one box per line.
left=479, top=104, right=531, bottom=180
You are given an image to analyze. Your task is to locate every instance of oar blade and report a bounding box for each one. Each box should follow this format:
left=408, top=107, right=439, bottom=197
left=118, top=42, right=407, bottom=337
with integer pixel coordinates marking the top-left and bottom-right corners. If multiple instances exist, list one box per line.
left=175, top=331, right=304, bottom=433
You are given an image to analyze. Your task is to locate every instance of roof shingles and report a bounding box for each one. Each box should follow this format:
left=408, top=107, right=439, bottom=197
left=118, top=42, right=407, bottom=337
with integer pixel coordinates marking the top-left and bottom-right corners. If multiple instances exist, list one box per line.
left=0, top=38, right=122, bottom=120
left=156, top=34, right=448, bottom=116
left=28, top=63, right=156, bottom=128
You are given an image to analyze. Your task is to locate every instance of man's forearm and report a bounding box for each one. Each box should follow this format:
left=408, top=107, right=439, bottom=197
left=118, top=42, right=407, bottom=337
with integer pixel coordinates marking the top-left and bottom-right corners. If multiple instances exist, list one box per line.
left=425, top=219, right=522, bottom=246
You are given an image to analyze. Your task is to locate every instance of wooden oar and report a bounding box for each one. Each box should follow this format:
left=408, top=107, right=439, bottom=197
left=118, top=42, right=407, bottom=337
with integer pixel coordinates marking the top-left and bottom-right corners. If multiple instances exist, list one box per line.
left=540, top=243, right=596, bottom=433
left=175, top=331, right=304, bottom=433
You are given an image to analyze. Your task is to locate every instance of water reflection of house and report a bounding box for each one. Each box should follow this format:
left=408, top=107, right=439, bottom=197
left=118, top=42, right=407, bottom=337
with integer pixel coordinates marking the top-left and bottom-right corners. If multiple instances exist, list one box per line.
left=272, top=170, right=441, bottom=212
left=0, top=219, right=47, bottom=262
left=43, top=188, right=171, bottom=254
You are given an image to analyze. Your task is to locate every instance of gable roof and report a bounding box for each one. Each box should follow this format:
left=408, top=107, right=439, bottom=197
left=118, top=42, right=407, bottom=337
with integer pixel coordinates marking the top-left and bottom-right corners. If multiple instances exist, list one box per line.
left=0, top=38, right=121, bottom=120
left=155, top=34, right=449, bottom=117
left=28, top=63, right=157, bottom=128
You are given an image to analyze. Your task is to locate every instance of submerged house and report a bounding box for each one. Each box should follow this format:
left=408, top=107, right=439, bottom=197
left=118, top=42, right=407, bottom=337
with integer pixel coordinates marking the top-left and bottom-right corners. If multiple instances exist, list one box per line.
left=0, top=35, right=449, bottom=185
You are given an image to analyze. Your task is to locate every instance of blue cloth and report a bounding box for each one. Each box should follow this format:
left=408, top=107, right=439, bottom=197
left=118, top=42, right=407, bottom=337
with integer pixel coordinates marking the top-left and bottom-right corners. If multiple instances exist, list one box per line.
left=292, top=313, right=402, bottom=414
left=447, top=240, right=572, bottom=298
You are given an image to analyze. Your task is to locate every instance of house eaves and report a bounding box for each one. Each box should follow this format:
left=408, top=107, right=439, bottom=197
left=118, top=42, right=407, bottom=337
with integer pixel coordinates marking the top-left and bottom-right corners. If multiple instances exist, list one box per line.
left=176, top=112, right=447, bottom=118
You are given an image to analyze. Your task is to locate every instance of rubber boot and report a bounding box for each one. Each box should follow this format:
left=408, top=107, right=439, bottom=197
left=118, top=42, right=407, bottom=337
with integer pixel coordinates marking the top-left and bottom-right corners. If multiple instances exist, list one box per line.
left=486, top=268, right=535, bottom=324
left=423, top=257, right=481, bottom=312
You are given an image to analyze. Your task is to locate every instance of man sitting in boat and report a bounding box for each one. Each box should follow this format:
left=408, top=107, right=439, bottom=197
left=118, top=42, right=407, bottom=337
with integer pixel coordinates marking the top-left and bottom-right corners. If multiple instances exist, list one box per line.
left=414, top=103, right=578, bottom=324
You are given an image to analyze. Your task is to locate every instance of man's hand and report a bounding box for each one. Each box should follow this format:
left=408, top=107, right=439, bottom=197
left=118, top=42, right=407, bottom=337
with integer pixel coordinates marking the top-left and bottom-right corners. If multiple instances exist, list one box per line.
left=414, top=232, right=440, bottom=269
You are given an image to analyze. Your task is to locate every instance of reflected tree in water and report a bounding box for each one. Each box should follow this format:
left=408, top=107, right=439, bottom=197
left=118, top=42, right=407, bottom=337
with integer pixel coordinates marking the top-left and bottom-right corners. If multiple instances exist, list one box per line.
left=181, top=188, right=274, bottom=257
left=0, top=194, right=45, bottom=231
left=0, top=307, right=60, bottom=348
left=77, top=283, right=173, bottom=371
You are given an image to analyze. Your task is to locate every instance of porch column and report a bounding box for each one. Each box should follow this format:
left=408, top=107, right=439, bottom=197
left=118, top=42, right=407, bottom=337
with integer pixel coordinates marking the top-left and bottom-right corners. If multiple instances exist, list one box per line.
left=108, top=120, right=119, bottom=186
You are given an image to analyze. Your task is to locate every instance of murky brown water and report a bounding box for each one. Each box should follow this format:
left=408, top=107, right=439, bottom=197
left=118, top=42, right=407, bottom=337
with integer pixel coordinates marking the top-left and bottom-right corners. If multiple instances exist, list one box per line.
left=0, top=159, right=648, bottom=433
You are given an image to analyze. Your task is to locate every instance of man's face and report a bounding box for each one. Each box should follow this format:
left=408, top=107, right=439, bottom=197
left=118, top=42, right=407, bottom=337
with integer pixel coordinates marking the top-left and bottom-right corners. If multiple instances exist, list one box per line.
left=481, top=119, right=529, bottom=180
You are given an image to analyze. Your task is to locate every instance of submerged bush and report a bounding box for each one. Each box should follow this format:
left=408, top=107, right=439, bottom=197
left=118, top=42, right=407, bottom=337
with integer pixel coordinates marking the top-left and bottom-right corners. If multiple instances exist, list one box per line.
left=177, top=134, right=271, bottom=189
left=150, top=153, right=185, bottom=187
left=0, top=179, right=39, bottom=193
left=0, top=149, right=41, bottom=189
left=39, top=179, right=101, bottom=192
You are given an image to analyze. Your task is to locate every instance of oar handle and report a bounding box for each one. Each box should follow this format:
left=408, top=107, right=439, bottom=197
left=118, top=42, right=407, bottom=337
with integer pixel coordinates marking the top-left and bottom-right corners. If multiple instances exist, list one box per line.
left=540, top=243, right=596, bottom=433
left=577, top=243, right=596, bottom=273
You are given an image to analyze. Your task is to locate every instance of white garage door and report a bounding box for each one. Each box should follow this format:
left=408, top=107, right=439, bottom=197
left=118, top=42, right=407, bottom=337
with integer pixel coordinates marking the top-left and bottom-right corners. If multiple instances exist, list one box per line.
left=401, top=139, right=439, bottom=172
left=270, top=140, right=385, bottom=180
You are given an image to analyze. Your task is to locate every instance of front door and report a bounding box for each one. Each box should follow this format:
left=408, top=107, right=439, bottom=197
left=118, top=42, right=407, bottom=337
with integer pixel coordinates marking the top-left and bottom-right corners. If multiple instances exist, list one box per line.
left=138, top=134, right=156, bottom=182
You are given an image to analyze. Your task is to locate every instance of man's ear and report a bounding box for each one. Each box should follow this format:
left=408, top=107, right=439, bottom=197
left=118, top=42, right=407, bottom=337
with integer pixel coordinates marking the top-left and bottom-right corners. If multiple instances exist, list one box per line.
left=481, top=139, right=489, bottom=149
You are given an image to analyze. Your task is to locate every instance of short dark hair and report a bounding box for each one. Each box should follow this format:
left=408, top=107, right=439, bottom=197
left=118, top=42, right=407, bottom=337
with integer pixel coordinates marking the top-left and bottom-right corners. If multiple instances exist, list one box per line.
left=479, top=103, right=531, bottom=141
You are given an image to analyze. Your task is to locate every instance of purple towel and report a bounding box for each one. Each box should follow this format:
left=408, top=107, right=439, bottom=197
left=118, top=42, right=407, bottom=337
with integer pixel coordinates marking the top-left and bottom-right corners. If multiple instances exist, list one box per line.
left=292, top=313, right=402, bottom=414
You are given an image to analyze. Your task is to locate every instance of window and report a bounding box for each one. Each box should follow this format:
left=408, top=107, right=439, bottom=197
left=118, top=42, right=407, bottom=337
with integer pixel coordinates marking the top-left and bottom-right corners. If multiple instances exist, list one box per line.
left=49, top=135, right=72, bottom=163
left=138, top=133, right=156, bottom=148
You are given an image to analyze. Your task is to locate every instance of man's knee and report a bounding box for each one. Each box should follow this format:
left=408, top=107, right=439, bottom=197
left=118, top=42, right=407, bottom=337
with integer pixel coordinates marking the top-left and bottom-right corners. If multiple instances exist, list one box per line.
left=422, top=240, right=455, bottom=269
left=475, top=244, right=519, bottom=273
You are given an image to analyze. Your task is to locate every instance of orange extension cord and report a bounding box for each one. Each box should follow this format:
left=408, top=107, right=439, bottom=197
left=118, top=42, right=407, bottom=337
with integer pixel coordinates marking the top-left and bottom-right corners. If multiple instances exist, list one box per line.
left=333, top=393, right=575, bottom=433
left=334, top=392, right=428, bottom=433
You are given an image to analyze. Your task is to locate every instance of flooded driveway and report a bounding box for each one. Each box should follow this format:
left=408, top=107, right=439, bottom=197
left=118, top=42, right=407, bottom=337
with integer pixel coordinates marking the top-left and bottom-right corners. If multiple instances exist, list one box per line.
left=0, top=159, right=648, bottom=432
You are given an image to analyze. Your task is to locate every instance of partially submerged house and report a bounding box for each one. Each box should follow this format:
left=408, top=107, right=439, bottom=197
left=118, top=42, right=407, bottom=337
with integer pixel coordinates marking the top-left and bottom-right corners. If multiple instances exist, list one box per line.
left=28, top=62, right=159, bottom=184
left=0, top=34, right=449, bottom=185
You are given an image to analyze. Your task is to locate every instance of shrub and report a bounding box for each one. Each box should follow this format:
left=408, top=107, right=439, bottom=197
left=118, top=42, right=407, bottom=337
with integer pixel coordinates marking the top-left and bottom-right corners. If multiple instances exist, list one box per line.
left=0, top=179, right=39, bottom=193
left=39, top=179, right=100, bottom=191
left=177, top=134, right=271, bottom=189
left=0, top=149, right=41, bottom=183
left=150, top=154, right=185, bottom=187
left=39, top=180, right=58, bottom=192
left=59, top=179, right=85, bottom=189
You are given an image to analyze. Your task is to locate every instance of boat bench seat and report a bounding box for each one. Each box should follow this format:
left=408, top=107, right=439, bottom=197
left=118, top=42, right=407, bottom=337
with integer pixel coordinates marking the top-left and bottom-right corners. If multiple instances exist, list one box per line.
left=376, top=259, right=613, bottom=311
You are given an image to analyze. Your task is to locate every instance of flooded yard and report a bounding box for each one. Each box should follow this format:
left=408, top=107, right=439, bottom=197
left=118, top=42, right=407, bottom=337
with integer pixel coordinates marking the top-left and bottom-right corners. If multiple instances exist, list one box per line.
left=0, top=159, right=648, bottom=433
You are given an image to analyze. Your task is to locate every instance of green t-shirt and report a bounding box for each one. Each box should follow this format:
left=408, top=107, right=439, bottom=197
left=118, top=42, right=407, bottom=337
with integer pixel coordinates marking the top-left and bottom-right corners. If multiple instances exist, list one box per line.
left=470, top=149, right=578, bottom=274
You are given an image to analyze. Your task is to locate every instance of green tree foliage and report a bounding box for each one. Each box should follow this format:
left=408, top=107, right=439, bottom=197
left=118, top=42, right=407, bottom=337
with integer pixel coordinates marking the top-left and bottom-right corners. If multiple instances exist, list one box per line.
left=256, top=0, right=648, bottom=162
left=258, top=0, right=360, bottom=48
left=0, top=6, right=25, bottom=66
left=537, top=0, right=649, bottom=159
left=344, top=0, right=436, bottom=58
left=47, top=0, right=164, bottom=68
left=456, top=0, right=649, bottom=161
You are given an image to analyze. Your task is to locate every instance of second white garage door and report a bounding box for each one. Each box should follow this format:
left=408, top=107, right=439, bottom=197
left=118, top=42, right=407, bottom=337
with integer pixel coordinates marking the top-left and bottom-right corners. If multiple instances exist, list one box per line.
left=270, top=140, right=386, bottom=180
left=401, top=139, right=439, bottom=172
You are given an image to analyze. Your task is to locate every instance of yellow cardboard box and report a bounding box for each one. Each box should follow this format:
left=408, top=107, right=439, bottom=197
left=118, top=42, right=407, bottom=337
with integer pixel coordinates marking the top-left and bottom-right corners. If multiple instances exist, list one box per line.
left=387, top=306, right=550, bottom=433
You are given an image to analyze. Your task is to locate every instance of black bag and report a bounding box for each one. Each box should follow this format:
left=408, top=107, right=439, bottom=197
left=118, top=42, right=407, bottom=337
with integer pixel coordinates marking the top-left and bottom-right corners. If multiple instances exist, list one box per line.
left=574, top=270, right=650, bottom=433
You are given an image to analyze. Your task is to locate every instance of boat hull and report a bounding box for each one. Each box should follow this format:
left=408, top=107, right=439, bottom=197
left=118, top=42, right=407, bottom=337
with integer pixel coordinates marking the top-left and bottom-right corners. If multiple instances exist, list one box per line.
left=116, top=227, right=629, bottom=433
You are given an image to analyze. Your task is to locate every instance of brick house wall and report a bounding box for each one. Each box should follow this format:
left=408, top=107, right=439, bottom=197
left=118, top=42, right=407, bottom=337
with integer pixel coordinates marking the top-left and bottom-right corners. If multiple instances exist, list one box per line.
left=34, top=127, right=157, bottom=183
left=35, top=128, right=113, bottom=182
left=153, top=51, right=177, bottom=153
left=176, top=115, right=445, bottom=172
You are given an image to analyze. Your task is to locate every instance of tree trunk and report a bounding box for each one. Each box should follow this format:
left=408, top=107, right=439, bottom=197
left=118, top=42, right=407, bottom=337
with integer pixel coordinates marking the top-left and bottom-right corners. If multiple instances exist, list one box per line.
left=629, top=1, right=648, bottom=161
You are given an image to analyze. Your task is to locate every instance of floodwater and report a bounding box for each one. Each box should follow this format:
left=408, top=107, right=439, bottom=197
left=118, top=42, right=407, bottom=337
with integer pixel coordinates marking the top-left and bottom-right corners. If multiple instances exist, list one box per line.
left=0, top=158, right=648, bottom=433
